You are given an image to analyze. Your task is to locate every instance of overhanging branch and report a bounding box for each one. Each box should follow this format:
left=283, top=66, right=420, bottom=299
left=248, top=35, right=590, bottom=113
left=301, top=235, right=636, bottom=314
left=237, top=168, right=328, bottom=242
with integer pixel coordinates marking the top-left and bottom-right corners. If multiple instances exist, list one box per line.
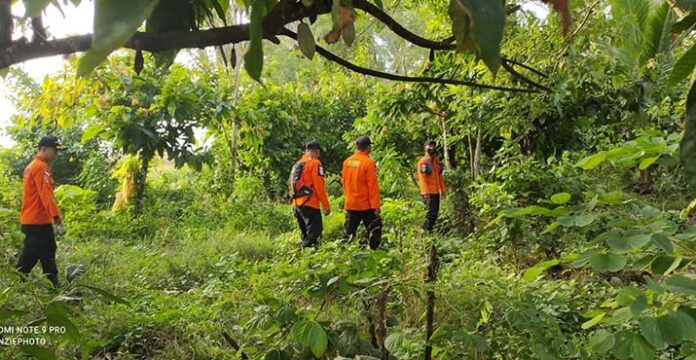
left=280, top=28, right=539, bottom=93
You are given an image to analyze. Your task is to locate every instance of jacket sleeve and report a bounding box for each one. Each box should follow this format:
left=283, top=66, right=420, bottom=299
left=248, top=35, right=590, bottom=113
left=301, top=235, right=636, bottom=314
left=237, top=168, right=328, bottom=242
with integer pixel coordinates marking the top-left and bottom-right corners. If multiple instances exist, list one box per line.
left=33, top=168, right=62, bottom=221
left=312, top=161, right=330, bottom=210
left=366, top=160, right=381, bottom=209
left=417, top=158, right=428, bottom=195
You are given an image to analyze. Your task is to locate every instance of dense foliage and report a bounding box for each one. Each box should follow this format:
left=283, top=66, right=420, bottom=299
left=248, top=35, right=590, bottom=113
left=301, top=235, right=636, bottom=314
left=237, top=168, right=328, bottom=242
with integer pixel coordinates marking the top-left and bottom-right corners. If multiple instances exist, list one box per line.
left=1, top=0, right=696, bottom=359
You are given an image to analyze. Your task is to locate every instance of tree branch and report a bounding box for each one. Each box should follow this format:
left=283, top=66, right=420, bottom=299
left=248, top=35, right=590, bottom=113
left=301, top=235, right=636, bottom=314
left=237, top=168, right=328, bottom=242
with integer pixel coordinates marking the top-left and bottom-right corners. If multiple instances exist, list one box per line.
left=0, top=0, right=329, bottom=69
left=0, top=0, right=12, bottom=48
left=501, top=59, right=551, bottom=91
left=281, top=28, right=539, bottom=93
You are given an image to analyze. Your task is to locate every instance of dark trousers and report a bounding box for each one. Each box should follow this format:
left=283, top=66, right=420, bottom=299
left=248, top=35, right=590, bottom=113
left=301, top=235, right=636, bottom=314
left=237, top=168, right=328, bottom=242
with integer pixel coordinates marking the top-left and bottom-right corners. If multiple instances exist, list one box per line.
left=293, top=206, right=323, bottom=248
left=344, top=210, right=382, bottom=250
left=422, top=194, right=440, bottom=232
left=16, top=224, right=60, bottom=287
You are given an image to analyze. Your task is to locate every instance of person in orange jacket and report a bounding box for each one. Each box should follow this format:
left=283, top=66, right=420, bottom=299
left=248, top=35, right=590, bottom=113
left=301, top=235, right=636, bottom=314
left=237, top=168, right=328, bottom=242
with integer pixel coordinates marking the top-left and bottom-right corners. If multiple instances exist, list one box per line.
left=290, top=141, right=331, bottom=248
left=16, top=136, right=66, bottom=287
left=342, top=136, right=382, bottom=249
left=417, top=139, right=446, bottom=232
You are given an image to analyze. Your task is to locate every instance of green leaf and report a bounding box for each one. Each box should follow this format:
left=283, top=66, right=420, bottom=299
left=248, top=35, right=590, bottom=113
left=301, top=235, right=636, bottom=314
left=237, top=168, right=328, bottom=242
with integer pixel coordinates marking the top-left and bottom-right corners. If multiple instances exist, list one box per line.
left=342, top=23, right=356, bottom=47
left=448, top=0, right=505, bottom=73
left=244, top=0, right=267, bottom=82
left=612, top=330, right=655, bottom=360
left=0, top=67, right=8, bottom=78
left=77, top=284, right=131, bottom=306
left=598, top=191, right=624, bottom=205
left=669, top=44, right=696, bottom=87
left=576, top=151, right=608, bottom=170
left=384, top=331, right=404, bottom=352
left=638, top=156, right=659, bottom=170
left=24, top=0, right=52, bottom=17
left=571, top=249, right=598, bottom=268
left=558, top=214, right=595, bottom=227
left=640, top=313, right=685, bottom=350
left=550, top=192, right=571, bottom=204
left=18, top=345, right=56, bottom=360
left=523, top=259, right=559, bottom=282
left=582, top=312, right=606, bottom=329
left=680, top=83, right=696, bottom=186
left=642, top=2, right=675, bottom=60
left=589, top=330, right=615, bottom=354
left=666, top=275, right=696, bottom=295
left=651, top=233, right=674, bottom=254
left=46, top=313, right=81, bottom=343
left=590, top=252, right=627, bottom=273
left=297, top=23, right=316, bottom=60
left=651, top=255, right=681, bottom=276
left=673, top=12, right=696, bottom=33
left=373, top=0, right=383, bottom=10
left=291, top=321, right=328, bottom=358
left=607, top=231, right=651, bottom=253
left=0, top=308, right=29, bottom=320
left=78, top=0, right=162, bottom=77
left=81, top=123, right=104, bottom=143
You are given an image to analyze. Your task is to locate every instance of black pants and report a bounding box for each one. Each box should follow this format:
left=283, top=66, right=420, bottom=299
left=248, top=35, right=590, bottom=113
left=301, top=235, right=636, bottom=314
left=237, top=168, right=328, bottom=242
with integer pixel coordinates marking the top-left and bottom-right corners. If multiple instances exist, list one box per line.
left=16, top=224, right=59, bottom=287
left=344, top=210, right=382, bottom=250
left=293, top=206, right=323, bottom=248
left=422, top=194, right=440, bottom=232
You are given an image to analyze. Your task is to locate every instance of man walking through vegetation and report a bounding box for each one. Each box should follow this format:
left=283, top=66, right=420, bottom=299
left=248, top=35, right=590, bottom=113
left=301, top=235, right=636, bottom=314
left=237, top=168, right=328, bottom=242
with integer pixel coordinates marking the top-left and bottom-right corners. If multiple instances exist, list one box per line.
left=16, top=136, right=66, bottom=288
left=342, top=136, right=382, bottom=249
left=290, top=141, right=331, bottom=248
left=417, top=140, right=446, bottom=232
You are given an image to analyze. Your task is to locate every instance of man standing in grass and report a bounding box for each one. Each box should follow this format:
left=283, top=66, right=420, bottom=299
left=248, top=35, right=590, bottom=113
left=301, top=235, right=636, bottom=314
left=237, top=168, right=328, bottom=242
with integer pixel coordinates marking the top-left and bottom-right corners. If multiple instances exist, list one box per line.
left=16, top=136, right=66, bottom=288
left=417, top=139, right=446, bottom=233
left=342, top=136, right=382, bottom=250
left=290, top=141, right=331, bottom=248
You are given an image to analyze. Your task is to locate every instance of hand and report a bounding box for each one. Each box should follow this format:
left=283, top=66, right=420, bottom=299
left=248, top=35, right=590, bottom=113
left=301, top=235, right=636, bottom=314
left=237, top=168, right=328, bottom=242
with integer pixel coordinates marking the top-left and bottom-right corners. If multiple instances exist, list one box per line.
left=422, top=194, right=431, bottom=204
left=323, top=208, right=331, bottom=216
left=55, top=222, right=66, bottom=236
left=374, top=208, right=381, bottom=217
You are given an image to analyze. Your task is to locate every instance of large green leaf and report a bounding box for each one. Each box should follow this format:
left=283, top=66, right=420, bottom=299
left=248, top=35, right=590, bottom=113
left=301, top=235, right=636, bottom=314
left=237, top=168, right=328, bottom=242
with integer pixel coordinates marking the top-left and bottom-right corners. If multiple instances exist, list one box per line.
left=590, top=252, right=627, bottom=272
left=666, top=274, right=696, bottom=295
left=576, top=151, right=608, bottom=170
left=681, top=81, right=696, bottom=185
left=612, top=331, right=655, bottom=360
left=607, top=231, right=651, bottom=252
left=589, top=330, right=615, bottom=353
left=297, top=23, right=316, bottom=60
left=448, top=0, right=505, bottom=73
left=24, top=0, right=52, bottom=17
left=77, top=284, right=131, bottom=306
left=642, top=2, right=675, bottom=61
left=78, top=0, right=162, bottom=76
left=550, top=192, right=571, bottom=204
left=291, top=320, right=328, bottom=358
left=523, top=259, right=559, bottom=282
left=669, top=44, right=696, bottom=87
left=244, top=0, right=268, bottom=82
left=640, top=313, right=685, bottom=349
left=384, top=331, right=404, bottom=352
left=18, top=345, right=56, bottom=360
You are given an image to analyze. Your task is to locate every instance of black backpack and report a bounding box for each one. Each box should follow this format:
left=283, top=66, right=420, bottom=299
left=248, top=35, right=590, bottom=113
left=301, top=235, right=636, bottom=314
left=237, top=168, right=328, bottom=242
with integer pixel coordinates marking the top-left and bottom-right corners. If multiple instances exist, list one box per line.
left=289, top=161, right=313, bottom=199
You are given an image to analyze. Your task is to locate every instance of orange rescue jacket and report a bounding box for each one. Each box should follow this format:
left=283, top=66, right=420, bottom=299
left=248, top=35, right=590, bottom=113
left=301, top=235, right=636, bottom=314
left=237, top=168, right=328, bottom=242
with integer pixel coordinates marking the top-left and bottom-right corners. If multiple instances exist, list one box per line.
left=342, top=151, right=380, bottom=211
left=417, top=155, right=446, bottom=195
left=292, top=154, right=331, bottom=211
left=20, top=155, right=62, bottom=225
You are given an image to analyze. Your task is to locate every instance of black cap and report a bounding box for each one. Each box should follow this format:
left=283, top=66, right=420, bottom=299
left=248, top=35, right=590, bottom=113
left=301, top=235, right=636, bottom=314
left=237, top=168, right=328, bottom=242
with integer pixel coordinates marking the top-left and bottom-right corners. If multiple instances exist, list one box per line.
left=424, top=139, right=436, bottom=148
left=38, top=136, right=65, bottom=150
left=356, top=136, right=372, bottom=146
left=305, top=140, right=322, bottom=150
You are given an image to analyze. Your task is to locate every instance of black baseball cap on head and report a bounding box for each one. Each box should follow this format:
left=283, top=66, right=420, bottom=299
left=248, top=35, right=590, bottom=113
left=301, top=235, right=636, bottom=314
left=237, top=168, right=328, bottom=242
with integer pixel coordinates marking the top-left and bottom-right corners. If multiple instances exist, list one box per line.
left=38, top=136, right=65, bottom=150
left=356, top=136, right=372, bottom=147
left=424, top=139, right=436, bottom=148
left=305, top=140, right=321, bottom=150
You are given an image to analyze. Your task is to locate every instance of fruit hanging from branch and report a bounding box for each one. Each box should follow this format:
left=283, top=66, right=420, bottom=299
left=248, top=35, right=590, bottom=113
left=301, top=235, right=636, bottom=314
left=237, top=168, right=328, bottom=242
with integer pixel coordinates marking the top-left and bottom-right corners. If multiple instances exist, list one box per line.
left=324, top=0, right=357, bottom=44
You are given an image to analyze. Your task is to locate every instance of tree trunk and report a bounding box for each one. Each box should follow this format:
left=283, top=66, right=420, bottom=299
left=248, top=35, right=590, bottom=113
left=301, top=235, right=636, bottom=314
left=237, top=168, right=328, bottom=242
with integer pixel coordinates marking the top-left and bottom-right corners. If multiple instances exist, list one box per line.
left=473, top=128, right=482, bottom=179
left=228, top=9, right=243, bottom=183
left=424, top=243, right=439, bottom=360
left=0, top=0, right=12, bottom=48
left=134, top=156, right=151, bottom=213
left=439, top=116, right=451, bottom=171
